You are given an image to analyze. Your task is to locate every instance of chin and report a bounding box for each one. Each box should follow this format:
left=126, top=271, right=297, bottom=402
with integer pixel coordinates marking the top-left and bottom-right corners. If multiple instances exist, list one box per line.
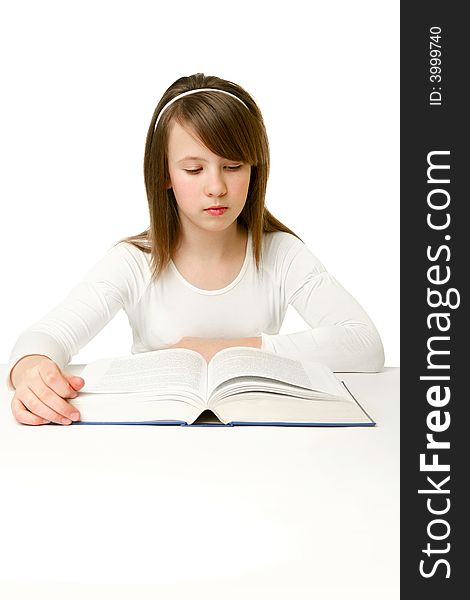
left=202, top=216, right=238, bottom=228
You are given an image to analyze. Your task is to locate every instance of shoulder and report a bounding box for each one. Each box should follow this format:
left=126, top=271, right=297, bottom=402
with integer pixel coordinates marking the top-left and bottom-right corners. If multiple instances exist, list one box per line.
left=81, top=240, right=152, bottom=289
left=261, top=230, right=303, bottom=261
left=112, top=240, right=152, bottom=265
left=261, top=231, right=325, bottom=275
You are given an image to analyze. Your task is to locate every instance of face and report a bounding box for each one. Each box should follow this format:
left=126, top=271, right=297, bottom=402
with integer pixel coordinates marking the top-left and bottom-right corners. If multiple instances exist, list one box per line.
left=166, top=119, right=251, bottom=237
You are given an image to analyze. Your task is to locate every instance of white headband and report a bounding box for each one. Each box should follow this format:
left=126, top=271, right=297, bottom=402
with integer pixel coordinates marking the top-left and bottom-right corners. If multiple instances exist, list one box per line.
left=153, top=88, right=249, bottom=132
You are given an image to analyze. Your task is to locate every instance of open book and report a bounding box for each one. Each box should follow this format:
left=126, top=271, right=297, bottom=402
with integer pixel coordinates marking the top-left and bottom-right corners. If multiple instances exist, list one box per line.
left=67, top=347, right=375, bottom=427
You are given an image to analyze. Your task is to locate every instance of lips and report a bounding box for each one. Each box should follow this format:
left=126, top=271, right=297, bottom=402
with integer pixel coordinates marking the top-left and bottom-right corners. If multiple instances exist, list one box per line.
left=204, top=207, right=228, bottom=216
left=205, top=206, right=228, bottom=210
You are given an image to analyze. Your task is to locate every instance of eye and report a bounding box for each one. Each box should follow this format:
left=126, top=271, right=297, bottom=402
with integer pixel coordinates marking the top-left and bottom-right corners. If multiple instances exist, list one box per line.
left=183, top=165, right=242, bottom=175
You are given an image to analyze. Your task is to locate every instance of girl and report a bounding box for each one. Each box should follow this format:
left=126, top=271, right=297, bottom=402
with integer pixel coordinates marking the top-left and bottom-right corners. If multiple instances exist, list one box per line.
left=8, top=73, right=385, bottom=426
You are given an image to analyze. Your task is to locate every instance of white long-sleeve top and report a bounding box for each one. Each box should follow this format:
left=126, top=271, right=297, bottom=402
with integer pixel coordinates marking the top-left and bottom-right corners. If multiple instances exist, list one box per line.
left=6, top=230, right=385, bottom=390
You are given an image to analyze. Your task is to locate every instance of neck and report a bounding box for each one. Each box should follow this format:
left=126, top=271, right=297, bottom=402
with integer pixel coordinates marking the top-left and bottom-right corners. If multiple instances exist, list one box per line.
left=175, top=221, right=247, bottom=261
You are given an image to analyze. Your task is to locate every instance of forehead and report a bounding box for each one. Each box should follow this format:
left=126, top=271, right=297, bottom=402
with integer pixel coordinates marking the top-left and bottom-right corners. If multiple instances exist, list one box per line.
left=167, top=119, right=214, bottom=161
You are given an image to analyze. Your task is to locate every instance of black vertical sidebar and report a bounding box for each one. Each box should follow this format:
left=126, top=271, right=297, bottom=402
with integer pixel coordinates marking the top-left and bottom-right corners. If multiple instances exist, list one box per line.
left=401, top=2, right=466, bottom=597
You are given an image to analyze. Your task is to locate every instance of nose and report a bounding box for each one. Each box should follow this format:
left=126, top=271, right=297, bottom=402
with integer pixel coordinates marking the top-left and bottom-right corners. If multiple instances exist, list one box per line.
left=204, top=169, right=227, bottom=197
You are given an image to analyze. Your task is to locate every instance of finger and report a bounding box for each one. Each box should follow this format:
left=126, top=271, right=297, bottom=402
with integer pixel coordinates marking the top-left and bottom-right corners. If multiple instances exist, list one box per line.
left=11, top=395, right=51, bottom=426
left=20, top=386, right=75, bottom=425
left=24, top=381, right=79, bottom=424
left=37, top=362, right=78, bottom=400
left=68, top=375, right=85, bottom=391
left=36, top=368, right=81, bottom=421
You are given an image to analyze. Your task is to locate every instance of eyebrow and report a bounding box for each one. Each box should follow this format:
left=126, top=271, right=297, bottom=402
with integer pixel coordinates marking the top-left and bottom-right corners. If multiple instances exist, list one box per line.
left=176, top=156, right=209, bottom=163
left=176, top=155, right=242, bottom=164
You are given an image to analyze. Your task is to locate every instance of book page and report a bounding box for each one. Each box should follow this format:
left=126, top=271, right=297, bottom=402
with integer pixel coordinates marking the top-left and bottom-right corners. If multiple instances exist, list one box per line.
left=215, top=392, right=372, bottom=425
left=81, top=348, right=207, bottom=398
left=207, top=347, right=317, bottom=396
left=69, top=395, right=204, bottom=424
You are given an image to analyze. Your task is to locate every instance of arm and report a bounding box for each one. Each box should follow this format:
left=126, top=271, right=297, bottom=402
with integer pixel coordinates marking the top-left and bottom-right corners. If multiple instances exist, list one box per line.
left=6, top=242, right=149, bottom=391
left=261, top=237, right=385, bottom=373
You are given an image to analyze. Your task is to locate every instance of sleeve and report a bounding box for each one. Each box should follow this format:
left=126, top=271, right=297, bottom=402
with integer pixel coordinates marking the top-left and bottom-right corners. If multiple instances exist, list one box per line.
left=6, top=242, right=149, bottom=390
left=260, top=237, right=385, bottom=372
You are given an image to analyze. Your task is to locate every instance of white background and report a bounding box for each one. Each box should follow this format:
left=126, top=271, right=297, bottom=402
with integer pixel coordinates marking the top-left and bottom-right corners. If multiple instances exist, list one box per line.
left=0, top=0, right=399, bottom=367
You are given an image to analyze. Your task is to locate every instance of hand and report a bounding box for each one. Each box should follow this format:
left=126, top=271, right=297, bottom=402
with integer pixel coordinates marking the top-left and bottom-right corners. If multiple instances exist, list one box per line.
left=11, top=358, right=84, bottom=426
left=167, top=337, right=230, bottom=362
left=167, top=336, right=262, bottom=362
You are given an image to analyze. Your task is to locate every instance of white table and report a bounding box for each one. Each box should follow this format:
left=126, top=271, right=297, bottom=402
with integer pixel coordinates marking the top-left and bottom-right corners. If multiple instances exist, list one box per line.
left=0, top=366, right=399, bottom=600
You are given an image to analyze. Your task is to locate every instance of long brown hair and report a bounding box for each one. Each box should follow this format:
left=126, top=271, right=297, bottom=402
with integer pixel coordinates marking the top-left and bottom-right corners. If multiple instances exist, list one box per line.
left=117, top=73, right=302, bottom=280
